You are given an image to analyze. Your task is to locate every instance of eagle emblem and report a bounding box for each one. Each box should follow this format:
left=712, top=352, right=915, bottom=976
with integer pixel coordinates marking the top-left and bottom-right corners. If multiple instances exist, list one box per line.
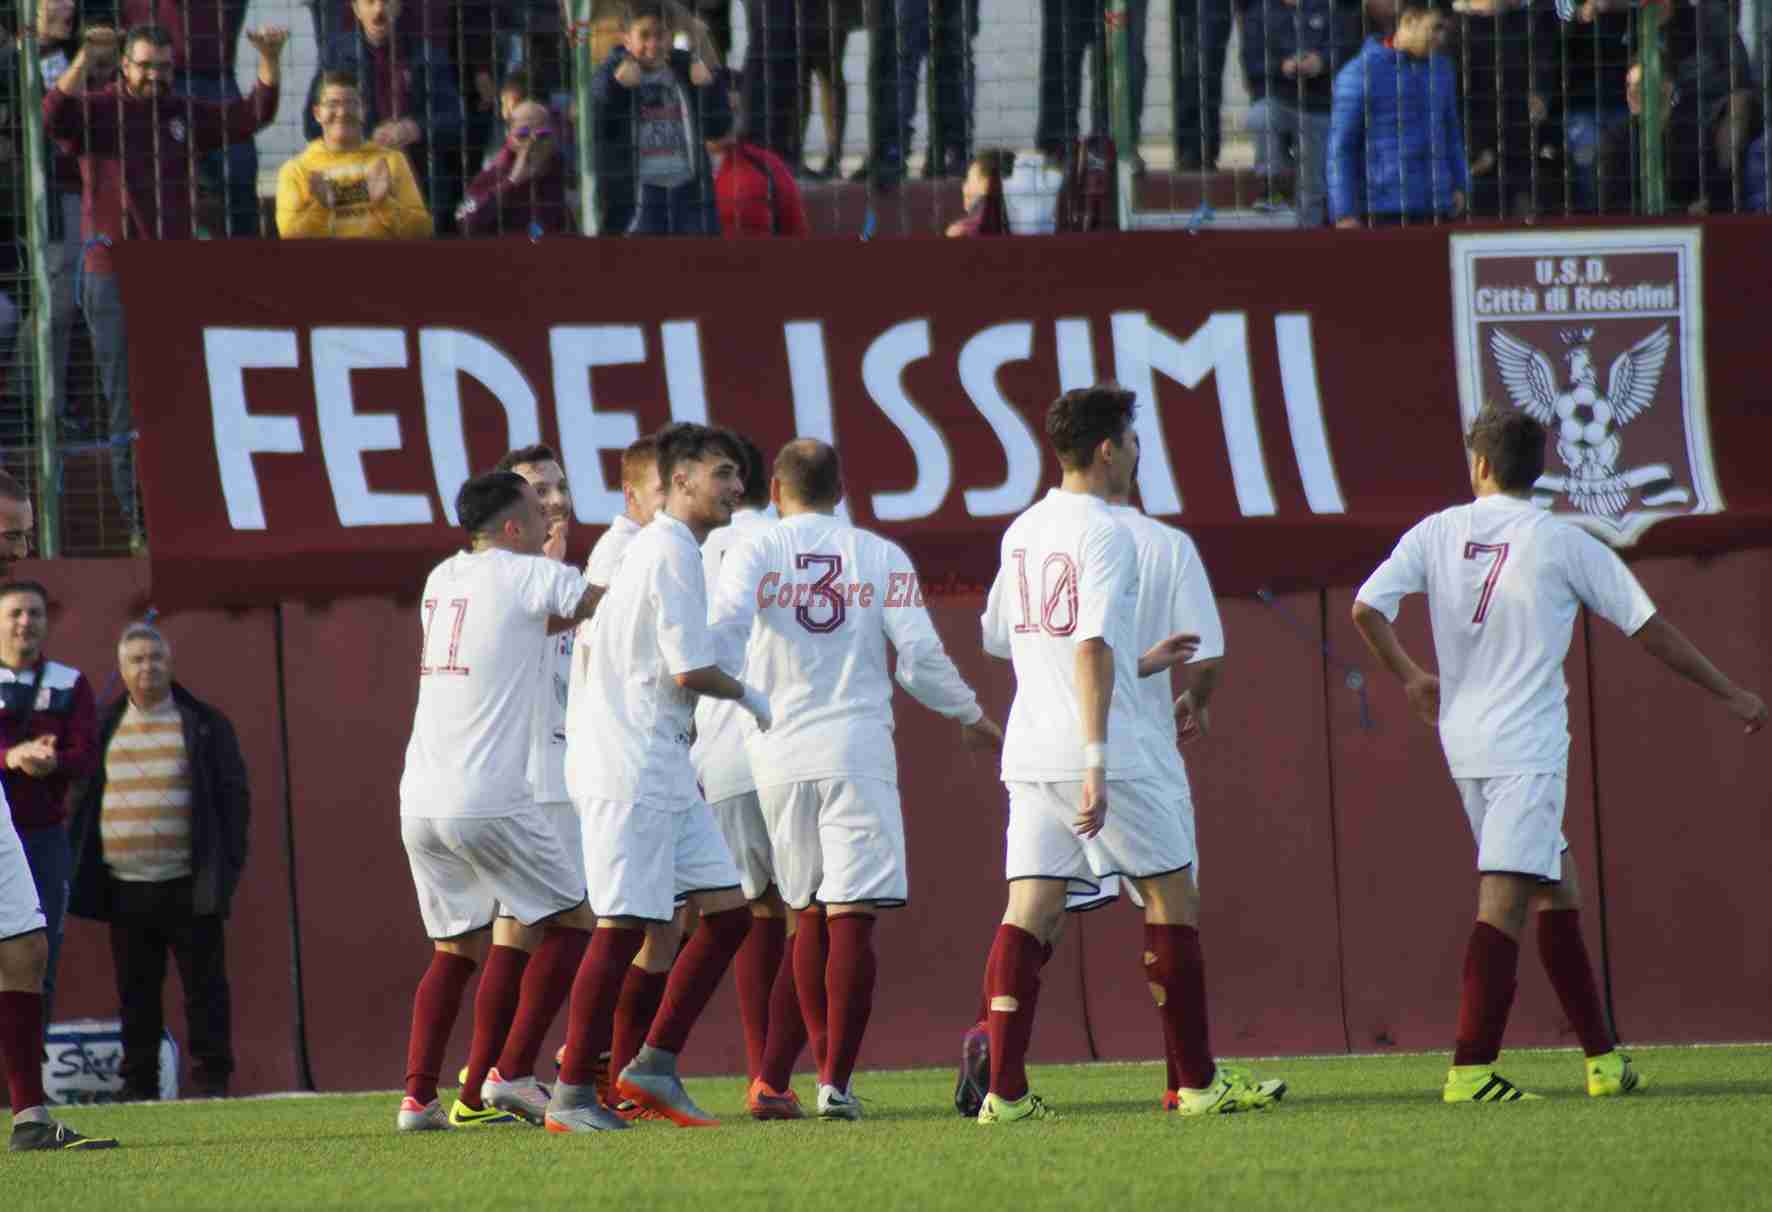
left=1489, top=324, right=1672, bottom=517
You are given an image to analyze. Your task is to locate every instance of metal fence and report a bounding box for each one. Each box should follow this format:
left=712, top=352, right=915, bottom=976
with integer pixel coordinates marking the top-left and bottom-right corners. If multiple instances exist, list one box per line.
left=4, top=0, right=1768, bottom=555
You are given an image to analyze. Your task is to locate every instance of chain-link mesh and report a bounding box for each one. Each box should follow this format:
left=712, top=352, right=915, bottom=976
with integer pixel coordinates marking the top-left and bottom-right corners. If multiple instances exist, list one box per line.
left=4, top=0, right=1767, bottom=554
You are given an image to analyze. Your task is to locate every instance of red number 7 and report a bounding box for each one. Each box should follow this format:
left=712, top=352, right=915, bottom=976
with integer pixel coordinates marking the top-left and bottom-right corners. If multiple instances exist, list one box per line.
left=1463, top=542, right=1509, bottom=624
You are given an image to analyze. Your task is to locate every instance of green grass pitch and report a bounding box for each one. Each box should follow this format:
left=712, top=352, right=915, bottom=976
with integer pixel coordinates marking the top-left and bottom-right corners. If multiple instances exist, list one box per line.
left=10, top=1046, right=1771, bottom=1210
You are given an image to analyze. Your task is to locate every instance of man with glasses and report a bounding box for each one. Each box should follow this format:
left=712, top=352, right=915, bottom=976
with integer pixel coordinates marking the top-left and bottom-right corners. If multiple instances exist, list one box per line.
left=277, top=72, right=434, bottom=238
left=44, top=22, right=287, bottom=551
left=457, top=97, right=575, bottom=235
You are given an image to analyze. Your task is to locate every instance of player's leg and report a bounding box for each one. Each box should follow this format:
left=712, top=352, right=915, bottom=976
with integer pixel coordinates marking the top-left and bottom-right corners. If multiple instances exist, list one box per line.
left=813, top=777, right=908, bottom=1121
left=2, top=926, right=119, bottom=1151
left=957, top=910, right=1072, bottom=1118
left=712, top=791, right=786, bottom=1083
left=547, top=797, right=671, bottom=1134
left=1442, top=775, right=1549, bottom=1104
left=399, top=816, right=494, bottom=1131
left=455, top=916, right=538, bottom=1119
left=1528, top=851, right=1640, bottom=1095
left=616, top=800, right=751, bottom=1126
left=755, top=781, right=825, bottom=1115
left=753, top=906, right=809, bottom=1117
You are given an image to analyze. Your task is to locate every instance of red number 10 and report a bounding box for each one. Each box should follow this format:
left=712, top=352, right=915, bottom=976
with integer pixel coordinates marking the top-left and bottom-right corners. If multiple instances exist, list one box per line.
left=1010, top=548, right=1079, bottom=637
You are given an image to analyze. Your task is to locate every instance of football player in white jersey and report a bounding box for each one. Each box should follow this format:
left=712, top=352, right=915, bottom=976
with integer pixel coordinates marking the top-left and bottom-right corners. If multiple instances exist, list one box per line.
left=432, top=445, right=597, bottom=1126
left=709, top=439, right=1002, bottom=1121
left=0, top=470, right=116, bottom=1152
left=1354, top=404, right=1766, bottom=1103
left=546, top=424, right=773, bottom=1133
left=689, top=433, right=795, bottom=1113
left=973, top=385, right=1282, bottom=1124
left=396, top=471, right=603, bottom=1132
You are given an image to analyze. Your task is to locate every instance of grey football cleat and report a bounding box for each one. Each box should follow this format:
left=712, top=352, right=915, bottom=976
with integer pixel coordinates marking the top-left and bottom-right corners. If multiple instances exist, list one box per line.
left=616, top=1056, right=719, bottom=1127
left=482, top=1068, right=551, bottom=1126
left=816, top=1082, right=863, bottom=1121
left=542, top=1080, right=631, bottom=1134
left=396, top=1096, right=450, bottom=1131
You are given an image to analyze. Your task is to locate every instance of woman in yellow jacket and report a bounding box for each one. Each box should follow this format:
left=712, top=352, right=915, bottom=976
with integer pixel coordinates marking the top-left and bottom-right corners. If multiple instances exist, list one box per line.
left=277, top=72, right=434, bottom=239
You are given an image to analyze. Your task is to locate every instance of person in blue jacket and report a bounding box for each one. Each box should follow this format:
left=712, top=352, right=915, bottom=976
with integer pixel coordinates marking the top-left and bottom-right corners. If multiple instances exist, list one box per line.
left=1328, top=2, right=1467, bottom=226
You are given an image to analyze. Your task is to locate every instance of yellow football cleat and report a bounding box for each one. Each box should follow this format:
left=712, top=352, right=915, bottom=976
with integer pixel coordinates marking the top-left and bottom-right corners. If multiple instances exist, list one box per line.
left=1442, top=1065, right=1542, bottom=1104
left=1170, top=1063, right=1286, bottom=1115
left=1586, top=1050, right=1644, bottom=1098
left=976, top=1091, right=1058, bottom=1124
left=447, top=1100, right=520, bottom=1127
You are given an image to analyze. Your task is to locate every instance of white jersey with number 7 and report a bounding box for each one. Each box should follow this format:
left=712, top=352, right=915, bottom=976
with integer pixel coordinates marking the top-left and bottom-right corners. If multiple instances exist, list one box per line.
left=399, top=548, right=590, bottom=819
left=1355, top=494, right=1655, bottom=778
left=982, top=488, right=1149, bottom=784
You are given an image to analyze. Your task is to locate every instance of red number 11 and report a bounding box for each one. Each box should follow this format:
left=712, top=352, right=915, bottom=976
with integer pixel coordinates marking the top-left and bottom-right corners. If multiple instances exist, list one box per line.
left=420, top=598, right=472, bottom=675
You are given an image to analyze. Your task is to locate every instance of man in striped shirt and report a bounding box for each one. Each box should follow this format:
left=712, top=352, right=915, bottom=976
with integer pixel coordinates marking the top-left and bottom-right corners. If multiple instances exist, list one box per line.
left=68, top=622, right=250, bottom=1101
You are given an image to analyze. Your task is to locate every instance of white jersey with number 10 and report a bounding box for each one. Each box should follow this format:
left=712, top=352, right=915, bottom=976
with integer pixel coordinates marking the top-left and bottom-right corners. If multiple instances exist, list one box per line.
left=399, top=548, right=590, bottom=819
left=982, top=488, right=1149, bottom=783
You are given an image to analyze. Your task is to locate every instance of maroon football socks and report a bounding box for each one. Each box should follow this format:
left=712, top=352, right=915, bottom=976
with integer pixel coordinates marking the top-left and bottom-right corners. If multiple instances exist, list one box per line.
left=646, top=906, right=751, bottom=1054
left=557, top=926, right=645, bottom=1087
left=984, top=924, right=1047, bottom=1102
left=1142, top=923, right=1215, bottom=1091
left=496, top=925, right=590, bottom=1079
left=1453, top=921, right=1521, bottom=1066
left=458, top=944, right=528, bottom=1109
left=404, top=950, right=477, bottom=1104
left=1537, top=909, right=1614, bottom=1056
left=822, top=912, right=877, bottom=1091
left=0, top=990, right=48, bottom=1114
left=734, top=913, right=787, bottom=1078
left=610, top=965, right=669, bottom=1080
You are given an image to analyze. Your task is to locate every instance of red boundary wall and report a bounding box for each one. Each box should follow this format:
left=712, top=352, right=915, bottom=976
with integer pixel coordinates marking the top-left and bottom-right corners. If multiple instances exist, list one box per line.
left=32, top=550, right=1771, bottom=1096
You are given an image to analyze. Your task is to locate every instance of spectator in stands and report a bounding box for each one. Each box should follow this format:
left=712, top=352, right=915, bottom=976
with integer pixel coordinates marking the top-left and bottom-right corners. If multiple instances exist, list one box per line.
left=1037, top=0, right=1149, bottom=171
left=0, top=580, right=97, bottom=1033
left=456, top=97, right=575, bottom=234
left=44, top=23, right=284, bottom=548
left=742, top=0, right=800, bottom=168
left=1451, top=0, right=1563, bottom=221
left=90, top=0, right=260, bottom=236
left=0, top=0, right=85, bottom=437
left=1329, top=2, right=1467, bottom=226
left=68, top=622, right=249, bottom=1101
left=1241, top=0, right=1362, bottom=226
left=1173, top=0, right=1237, bottom=171
left=1561, top=0, right=1635, bottom=212
left=946, top=146, right=1014, bottom=235
left=710, top=93, right=809, bottom=234
left=590, top=0, right=731, bottom=234
left=278, top=73, right=435, bottom=238
left=305, top=0, right=464, bottom=235
left=1645, top=0, right=1760, bottom=213
left=900, top=0, right=980, bottom=179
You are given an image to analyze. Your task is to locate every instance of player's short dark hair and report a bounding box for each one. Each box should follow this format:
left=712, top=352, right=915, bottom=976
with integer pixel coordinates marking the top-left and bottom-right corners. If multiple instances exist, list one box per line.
left=656, top=423, right=744, bottom=490
left=726, top=431, right=769, bottom=507
left=1046, top=384, right=1137, bottom=471
left=0, top=578, right=48, bottom=608
left=1465, top=403, right=1547, bottom=492
left=495, top=443, right=561, bottom=474
left=0, top=469, right=27, bottom=504
left=624, top=0, right=667, bottom=28
left=455, top=470, right=530, bottom=535
left=621, top=435, right=659, bottom=487
left=773, top=439, right=843, bottom=508
left=123, top=23, right=173, bottom=56
left=316, top=70, right=360, bottom=95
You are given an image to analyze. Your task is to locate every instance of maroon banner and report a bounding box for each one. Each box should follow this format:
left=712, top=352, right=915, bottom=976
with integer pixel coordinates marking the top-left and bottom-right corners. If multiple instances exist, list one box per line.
left=114, top=220, right=1772, bottom=609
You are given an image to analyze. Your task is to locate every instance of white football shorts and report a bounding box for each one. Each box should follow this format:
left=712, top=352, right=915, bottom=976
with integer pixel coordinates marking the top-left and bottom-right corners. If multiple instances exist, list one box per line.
left=1455, top=770, right=1569, bottom=882
left=710, top=791, right=776, bottom=902
left=579, top=795, right=742, bottom=923
left=541, top=799, right=584, bottom=881
left=401, top=809, right=588, bottom=940
left=1063, top=777, right=1198, bottom=911
left=0, top=813, right=46, bottom=941
left=758, top=777, right=907, bottom=910
left=1004, top=778, right=1195, bottom=898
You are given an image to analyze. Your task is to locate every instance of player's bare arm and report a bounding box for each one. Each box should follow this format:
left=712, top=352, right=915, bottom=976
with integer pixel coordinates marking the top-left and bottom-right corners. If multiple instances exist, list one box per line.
left=961, top=716, right=1003, bottom=753
left=1174, top=657, right=1222, bottom=743
left=1075, top=637, right=1113, bottom=838
left=1136, top=631, right=1201, bottom=678
left=1350, top=601, right=1441, bottom=727
left=1632, top=614, right=1768, bottom=734
left=548, top=583, right=605, bottom=633
left=674, top=664, right=771, bottom=731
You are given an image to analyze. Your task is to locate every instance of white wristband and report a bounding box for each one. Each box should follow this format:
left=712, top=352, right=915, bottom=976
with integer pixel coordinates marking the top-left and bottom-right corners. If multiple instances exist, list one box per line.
left=1082, top=742, right=1106, bottom=769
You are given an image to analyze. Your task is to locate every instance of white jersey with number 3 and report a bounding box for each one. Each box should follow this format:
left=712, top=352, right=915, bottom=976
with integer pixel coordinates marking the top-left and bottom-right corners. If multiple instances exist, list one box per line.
left=709, top=511, right=982, bottom=789
left=982, top=488, right=1148, bottom=783
left=1110, top=505, right=1224, bottom=786
left=1355, top=494, right=1655, bottom=778
left=400, top=548, right=589, bottom=818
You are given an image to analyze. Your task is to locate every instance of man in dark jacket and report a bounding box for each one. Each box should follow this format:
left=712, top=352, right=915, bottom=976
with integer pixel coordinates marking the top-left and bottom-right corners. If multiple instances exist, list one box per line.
left=591, top=1, right=732, bottom=235
left=1241, top=0, right=1362, bottom=225
left=68, top=622, right=249, bottom=1101
left=304, top=0, right=465, bottom=232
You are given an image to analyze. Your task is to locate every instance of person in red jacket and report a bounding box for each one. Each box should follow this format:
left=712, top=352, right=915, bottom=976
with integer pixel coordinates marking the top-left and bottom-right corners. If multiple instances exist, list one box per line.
left=710, top=98, right=809, bottom=237
left=0, top=581, right=97, bottom=1036
left=457, top=97, right=576, bottom=236
left=43, top=22, right=285, bottom=548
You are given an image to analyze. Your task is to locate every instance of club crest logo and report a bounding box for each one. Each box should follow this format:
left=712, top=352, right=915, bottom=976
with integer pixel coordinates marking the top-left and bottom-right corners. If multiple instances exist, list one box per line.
left=1450, top=229, right=1720, bottom=545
